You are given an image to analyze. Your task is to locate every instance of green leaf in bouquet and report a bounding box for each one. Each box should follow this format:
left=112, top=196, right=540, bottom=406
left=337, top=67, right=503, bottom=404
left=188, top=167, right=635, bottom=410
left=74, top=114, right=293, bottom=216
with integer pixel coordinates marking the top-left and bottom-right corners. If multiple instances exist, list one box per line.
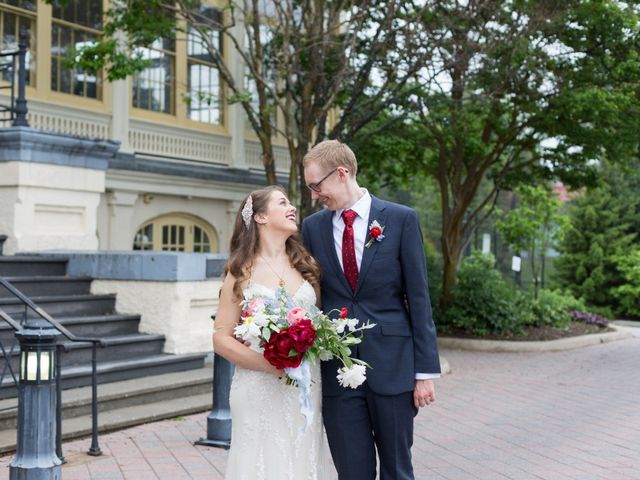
left=262, top=327, right=271, bottom=342
left=288, top=349, right=299, bottom=357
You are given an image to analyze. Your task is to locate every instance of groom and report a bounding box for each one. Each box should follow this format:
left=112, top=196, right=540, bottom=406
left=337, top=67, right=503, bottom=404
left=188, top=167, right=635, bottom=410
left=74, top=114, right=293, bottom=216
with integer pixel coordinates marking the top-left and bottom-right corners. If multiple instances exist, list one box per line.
left=301, top=140, right=441, bottom=480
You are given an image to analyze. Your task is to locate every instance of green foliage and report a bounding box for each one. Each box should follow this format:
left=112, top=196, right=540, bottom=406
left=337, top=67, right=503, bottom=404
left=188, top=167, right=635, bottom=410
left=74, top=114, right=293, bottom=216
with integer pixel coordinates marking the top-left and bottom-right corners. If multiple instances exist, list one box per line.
left=441, top=251, right=528, bottom=335
left=555, top=160, right=640, bottom=315
left=495, top=185, right=569, bottom=297
left=354, top=111, right=426, bottom=192
left=528, top=289, right=586, bottom=329
left=441, top=252, right=590, bottom=335
left=612, top=249, right=640, bottom=319
left=496, top=186, right=568, bottom=256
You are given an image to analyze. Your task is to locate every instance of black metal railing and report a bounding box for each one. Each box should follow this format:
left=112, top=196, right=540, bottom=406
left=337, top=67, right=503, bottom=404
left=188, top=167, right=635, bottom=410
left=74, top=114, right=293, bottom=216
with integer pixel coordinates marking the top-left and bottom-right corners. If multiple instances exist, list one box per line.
left=0, top=277, right=104, bottom=459
left=0, top=27, right=29, bottom=127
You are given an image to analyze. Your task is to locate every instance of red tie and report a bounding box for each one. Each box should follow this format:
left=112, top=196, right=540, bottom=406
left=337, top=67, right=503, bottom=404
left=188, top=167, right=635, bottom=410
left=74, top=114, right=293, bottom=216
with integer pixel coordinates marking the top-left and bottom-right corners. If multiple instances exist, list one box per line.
left=341, top=209, right=359, bottom=292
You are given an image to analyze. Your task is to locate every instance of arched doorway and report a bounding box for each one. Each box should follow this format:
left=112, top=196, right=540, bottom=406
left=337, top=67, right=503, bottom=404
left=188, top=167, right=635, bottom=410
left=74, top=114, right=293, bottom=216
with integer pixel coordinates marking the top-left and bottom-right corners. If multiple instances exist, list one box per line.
left=132, top=213, right=218, bottom=253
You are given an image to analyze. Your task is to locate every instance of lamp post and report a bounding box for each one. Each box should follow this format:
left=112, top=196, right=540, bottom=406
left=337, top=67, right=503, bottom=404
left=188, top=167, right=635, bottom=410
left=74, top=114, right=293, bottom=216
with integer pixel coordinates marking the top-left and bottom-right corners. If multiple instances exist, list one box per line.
left=12, top=27, right=29, bottom=128
left=195, top=352, right=234, bottom=449
left=196, top=314, right=234, bottom=449
left=10, top=319, right=61, bottom=480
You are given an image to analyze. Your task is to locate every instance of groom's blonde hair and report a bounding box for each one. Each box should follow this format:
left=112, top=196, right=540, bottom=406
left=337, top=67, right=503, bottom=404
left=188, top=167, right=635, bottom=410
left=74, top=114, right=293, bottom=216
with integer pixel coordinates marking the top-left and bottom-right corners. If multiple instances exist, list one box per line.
left=303, top=140, right=358, bottom=176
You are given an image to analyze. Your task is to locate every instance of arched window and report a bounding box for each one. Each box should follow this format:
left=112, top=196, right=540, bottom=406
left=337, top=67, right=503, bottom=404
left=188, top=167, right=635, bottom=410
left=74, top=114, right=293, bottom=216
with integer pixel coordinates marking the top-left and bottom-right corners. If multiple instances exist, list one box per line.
left=133, top=214, right=218, bottom=253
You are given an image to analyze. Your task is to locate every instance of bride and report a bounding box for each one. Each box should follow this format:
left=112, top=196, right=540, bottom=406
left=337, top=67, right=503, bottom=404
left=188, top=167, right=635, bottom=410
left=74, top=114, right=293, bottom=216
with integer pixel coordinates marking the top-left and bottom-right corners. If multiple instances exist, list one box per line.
left=213, top=186, right=334, bottom=480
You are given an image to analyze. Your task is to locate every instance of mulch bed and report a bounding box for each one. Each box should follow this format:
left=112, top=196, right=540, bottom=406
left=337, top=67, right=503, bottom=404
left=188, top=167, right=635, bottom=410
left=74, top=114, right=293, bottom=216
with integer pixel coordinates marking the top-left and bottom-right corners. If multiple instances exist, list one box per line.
left=442, top=321, right=611, bottom=341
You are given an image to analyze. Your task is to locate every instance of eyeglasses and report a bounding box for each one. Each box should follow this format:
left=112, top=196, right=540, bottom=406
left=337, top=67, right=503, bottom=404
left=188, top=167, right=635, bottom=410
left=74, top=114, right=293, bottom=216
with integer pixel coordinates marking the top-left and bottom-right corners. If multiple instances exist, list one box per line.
left=306, top=168, right=337, bottom=192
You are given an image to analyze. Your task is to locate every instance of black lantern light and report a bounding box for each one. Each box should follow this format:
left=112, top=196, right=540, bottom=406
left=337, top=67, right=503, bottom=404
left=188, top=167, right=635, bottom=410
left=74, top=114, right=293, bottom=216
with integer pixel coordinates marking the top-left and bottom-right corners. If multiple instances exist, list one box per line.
left=10, top=319, right=61, bottom=480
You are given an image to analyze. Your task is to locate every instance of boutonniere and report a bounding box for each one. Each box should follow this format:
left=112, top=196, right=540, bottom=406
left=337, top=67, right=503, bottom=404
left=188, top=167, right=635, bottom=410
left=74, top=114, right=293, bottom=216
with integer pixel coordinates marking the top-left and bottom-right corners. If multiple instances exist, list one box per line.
left=365, top=220, right=385, bottom=248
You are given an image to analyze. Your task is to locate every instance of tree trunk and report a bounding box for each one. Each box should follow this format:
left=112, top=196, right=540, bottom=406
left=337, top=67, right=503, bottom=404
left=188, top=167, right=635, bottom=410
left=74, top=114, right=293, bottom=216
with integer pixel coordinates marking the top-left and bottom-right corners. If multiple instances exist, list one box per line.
left=258, top=133, right=277, bottom=186
left=440, top=227, right=464, bottom=312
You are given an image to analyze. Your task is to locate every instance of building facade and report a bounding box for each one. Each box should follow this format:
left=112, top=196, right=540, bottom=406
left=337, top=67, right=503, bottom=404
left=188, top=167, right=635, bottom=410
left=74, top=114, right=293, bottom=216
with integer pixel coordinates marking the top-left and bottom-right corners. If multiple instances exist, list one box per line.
left=0, top=0, right=289, bottom=256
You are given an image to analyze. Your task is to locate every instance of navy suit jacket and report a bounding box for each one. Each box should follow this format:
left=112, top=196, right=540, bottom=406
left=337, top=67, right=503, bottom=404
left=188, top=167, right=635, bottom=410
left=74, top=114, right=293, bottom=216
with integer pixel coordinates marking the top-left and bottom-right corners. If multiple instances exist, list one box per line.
left=302, top=195, right=441, bottom=396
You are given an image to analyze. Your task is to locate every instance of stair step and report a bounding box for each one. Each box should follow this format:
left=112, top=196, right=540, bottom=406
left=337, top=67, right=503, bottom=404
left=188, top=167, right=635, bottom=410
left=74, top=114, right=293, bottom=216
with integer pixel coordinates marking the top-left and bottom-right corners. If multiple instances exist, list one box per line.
left=0, top=352, right=207, bottom=398
left=0, top=294, right=116, bottom=318
left=0, top=366, right=213, bottom=431
left=0, top=276, right=92, bottom=298
left=0, top=314, right=141, bottom=344
left=0, top=334, right=167, bottom=378
left=0, top=257, right=68, bottom=277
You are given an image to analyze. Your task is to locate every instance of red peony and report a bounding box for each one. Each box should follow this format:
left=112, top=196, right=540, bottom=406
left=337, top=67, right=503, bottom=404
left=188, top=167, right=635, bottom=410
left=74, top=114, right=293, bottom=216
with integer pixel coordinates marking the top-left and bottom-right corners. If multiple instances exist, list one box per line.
left=263, top=330, right=303, bottom=369
left=369, top=227, right=382, bottom=239
left=288, top=319, right=316, bottom=353
left=340, top=307, right=348, bottom=319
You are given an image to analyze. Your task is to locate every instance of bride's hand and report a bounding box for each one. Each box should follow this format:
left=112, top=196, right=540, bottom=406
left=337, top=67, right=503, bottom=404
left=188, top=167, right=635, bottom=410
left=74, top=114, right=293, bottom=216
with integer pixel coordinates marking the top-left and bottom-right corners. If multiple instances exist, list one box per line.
left=264, top=362, right=284, bottom=377
left=235, top=334, right=251, bottom=347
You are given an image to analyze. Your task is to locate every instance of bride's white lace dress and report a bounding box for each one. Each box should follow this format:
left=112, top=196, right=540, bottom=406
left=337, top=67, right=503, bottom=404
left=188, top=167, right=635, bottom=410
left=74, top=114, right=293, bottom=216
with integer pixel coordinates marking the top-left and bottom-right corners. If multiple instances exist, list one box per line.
left=225, top=280, right=336, bottom=480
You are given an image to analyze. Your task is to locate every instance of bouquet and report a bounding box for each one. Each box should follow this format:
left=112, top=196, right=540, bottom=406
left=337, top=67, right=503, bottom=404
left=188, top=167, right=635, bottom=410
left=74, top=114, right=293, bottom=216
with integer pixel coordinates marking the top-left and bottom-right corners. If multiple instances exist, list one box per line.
left=234, top=286, right=374, bottom=428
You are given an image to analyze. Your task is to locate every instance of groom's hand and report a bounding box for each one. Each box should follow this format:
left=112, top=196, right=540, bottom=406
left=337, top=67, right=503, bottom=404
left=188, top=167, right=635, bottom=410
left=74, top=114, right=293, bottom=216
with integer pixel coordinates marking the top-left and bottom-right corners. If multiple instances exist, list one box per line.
left=414, top=379, right=436, bottom=408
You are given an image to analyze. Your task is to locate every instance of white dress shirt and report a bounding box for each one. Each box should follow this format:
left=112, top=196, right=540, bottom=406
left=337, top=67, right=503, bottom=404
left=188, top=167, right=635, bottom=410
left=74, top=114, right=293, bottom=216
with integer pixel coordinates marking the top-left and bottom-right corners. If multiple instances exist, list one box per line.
left=333, top=189, right=439, bottom=381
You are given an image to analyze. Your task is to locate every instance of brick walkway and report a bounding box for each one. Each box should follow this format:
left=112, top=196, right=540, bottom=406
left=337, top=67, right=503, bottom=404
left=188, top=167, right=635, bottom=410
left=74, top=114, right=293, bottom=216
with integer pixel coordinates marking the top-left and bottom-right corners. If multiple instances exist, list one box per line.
left=2, top=335, right=639, bottom=479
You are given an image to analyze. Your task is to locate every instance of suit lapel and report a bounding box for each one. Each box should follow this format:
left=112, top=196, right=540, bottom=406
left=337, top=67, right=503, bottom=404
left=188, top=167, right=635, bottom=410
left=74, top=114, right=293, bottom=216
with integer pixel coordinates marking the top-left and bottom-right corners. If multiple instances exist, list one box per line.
left=320, top=209, right=352, bottom=292
left=356, top=196, right=387, bottom=294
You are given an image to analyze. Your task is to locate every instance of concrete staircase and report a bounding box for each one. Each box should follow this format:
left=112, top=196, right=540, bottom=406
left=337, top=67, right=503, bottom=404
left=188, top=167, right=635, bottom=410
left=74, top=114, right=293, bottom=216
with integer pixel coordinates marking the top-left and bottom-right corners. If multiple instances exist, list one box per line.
left=0, top=255, right=213, bottom=452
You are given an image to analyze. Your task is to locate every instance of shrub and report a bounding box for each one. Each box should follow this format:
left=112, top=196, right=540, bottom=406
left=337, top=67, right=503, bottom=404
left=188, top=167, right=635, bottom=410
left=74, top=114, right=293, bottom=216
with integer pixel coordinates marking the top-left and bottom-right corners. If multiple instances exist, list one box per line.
left=442, top=251, right=528, bottom=335
left=612, top=249, right=640, bottom=319
left=527, top=289, right=586, bottom=329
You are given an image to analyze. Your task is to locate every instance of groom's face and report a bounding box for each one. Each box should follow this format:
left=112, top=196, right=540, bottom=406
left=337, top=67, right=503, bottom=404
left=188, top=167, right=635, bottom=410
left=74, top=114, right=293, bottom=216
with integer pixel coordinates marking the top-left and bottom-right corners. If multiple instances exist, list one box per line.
left=304, top=161, right=348, bottom=211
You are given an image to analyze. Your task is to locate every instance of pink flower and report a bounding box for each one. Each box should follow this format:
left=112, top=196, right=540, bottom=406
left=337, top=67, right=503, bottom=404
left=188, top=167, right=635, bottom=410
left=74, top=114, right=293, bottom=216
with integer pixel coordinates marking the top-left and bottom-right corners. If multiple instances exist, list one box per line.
left=246, top=298, right=264, bottom=314
left=287, top=307, right=308, bottom=325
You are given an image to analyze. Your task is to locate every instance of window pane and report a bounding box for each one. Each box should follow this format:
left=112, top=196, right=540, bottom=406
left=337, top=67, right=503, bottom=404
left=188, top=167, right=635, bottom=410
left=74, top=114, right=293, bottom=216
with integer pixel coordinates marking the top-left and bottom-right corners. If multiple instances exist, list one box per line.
left=187, top=8, right=222, bottom=125
left=132, top=46, right=174, bottom=114
left=50, top=6, right=102, bottom=100
left=0, top=1, right=36, bottom=11
left=188, top=62, right=221, bottom=124
left=53, top=0, right=102, bottom=30
left=133, top=224, right=153, bottom=250
left=0, top=7, right=35, bottom=85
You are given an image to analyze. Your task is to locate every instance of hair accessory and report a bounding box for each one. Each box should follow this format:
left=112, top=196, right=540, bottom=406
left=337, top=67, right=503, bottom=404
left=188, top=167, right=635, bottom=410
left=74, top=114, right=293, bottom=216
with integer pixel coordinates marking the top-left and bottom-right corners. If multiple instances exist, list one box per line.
left=241, top=194, right=253, bottom=228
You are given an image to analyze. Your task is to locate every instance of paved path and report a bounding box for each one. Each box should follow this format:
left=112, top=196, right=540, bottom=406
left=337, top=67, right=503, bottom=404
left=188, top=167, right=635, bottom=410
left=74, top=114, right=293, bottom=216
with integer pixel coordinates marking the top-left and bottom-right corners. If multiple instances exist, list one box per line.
left=2, top=335, right=639, bottom=479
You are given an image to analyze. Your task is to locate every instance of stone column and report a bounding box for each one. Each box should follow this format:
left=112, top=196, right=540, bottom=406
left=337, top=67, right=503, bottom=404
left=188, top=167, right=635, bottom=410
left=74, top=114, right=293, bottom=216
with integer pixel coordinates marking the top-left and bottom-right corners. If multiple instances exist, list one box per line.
left=227, top=20, right=247, bottom=170
left=106, top=190, right=139, bottom=250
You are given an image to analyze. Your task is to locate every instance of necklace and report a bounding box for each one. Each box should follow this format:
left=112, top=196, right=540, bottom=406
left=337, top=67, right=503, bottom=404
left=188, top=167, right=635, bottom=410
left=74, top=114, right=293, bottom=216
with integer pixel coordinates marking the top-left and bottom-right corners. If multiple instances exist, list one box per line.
left=259, top=254, right=287, bottom=288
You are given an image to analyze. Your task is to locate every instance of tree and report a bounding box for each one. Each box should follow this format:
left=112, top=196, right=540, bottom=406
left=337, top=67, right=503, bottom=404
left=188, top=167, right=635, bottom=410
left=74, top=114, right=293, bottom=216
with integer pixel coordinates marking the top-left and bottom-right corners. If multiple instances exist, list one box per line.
left=393, top=1, right=640, bottom=310
left=555, top=160, right=640, bottom=315
left=495, top=185, right=569, bottom=299
left=56, top=0, right=430, bottom=216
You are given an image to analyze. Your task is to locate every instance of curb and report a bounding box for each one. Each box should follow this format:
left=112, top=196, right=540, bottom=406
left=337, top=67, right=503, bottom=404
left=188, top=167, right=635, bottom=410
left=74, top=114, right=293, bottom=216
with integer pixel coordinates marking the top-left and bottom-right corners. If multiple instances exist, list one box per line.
left=437, top=325, right=633, bottom=353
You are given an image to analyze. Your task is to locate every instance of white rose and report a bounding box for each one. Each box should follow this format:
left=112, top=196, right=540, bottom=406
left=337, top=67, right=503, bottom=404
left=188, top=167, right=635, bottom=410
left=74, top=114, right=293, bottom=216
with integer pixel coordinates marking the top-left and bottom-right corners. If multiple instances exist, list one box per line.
left=336, top=364, right=367, bottom=389
left=346, top=318, right=359, bottom=330
left=252, top=311, right=268, bottom=327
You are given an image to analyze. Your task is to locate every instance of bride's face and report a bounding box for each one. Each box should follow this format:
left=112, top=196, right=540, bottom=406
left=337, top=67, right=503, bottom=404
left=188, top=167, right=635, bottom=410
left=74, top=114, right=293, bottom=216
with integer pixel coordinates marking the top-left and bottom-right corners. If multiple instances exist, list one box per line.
left=258, top=190, right=298, bottom=235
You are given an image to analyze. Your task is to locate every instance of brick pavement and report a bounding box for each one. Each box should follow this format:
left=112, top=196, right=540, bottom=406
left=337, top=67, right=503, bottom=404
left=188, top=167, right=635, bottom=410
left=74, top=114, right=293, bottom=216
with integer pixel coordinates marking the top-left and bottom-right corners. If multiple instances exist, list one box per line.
left=1, top=336, right=639, bottom=480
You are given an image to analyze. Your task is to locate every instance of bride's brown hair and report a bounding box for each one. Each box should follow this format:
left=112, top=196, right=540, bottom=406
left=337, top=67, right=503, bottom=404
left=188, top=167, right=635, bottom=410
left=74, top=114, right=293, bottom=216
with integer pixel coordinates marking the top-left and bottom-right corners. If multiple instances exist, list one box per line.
left=224, top=185, right=321, bottom=300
